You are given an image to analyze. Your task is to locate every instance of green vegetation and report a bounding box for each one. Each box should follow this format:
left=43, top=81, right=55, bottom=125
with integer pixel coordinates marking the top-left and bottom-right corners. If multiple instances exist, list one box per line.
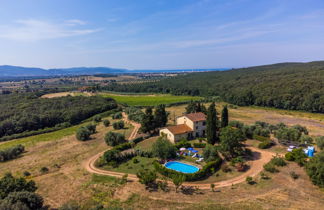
left=172, top=174, right=185, bottom=192
left=0, top=93, right=116, bottom=139
left=185, top=101, right=207, bottom=114
left=113, top=120, right=125, bottom=130
left=103, top=119, right=110, bottom=127
left=219, top=127, right=245, bottom=159
left=305, top=151, right=324, bottom=187
left=100, top=93, right=203, bottom=106
left=103, top=61, right=324, bottom=113
left=221, top=105, right=229, bottom=128
left=0, top=173, right=44, bottom=210
left=285, top=148, right=307, bottom=166
left=0, top=144, right=24, bottom=162
left=152, top=137, right=177, bottom=160
left=206, top=102, right=219, bottom=144
left=203, top=144, right=219, bottom=162
left=104, top=132, right=126, bottom=146
left=315, top=136, right=324, bottom=150
left=76, top=124, right=96, bottom=141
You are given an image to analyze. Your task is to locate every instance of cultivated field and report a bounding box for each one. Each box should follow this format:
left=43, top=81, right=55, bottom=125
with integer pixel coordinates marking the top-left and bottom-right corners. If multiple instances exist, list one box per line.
left=41, top=91, right=203, bottom=106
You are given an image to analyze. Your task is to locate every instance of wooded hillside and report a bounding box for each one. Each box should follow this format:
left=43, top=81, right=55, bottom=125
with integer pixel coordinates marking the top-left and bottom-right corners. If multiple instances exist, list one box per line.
left=103, top=61, right=324, bottom=113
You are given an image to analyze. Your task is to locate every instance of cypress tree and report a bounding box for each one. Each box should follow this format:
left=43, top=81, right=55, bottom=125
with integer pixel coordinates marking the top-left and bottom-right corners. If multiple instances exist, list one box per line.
left=206, top=102, right=218, bottom=144
left=154, top=104, right=168, bottom=128
left=141, top=107, right=155, bottom=133
left=221, top=105, right=229, bottom=128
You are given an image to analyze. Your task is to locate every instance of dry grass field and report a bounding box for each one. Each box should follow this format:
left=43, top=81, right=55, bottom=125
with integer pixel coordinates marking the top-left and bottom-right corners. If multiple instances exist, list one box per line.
left=1, top=104, right=324, bottom=209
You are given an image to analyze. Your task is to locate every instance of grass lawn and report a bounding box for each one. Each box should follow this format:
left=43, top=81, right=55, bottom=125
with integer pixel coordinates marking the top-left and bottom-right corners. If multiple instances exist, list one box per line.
left=102, top=156, right=156, bottom=174
left=135, top=136, right=159, bottom=151
left=99, top=93, right=203, bottom=106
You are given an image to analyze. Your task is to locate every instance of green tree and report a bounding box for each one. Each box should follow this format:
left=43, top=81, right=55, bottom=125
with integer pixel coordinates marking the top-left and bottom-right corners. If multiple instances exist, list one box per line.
left=206, top=102, right=218, bottom=144
left=221, top=105, right=229, bottom=128
left=104, top=131, right=125, bottom=146
left=136, top=170, right=157, bottom=188
left=154, top=104, right=168, bottom=128
left=172, top=174, right=185, bottom=193
left=93, top=115, right=102, bottom=122
left=76, top=127, right=91, bottom=141
left=305, top=151, right=324, bottom=187
left=85, top=124, right=96, bottom=134
left=1, top=191, right=44, bottom=210
left=152, top=137, right=177, bottom=160
left=113, top=121, right=125, bottom=130
left=141, top=107, right=155, bottom=133
left=103, top=119, right=110, bottom=127
left=0, top=173, right=37, bottom=199
left=203, top=144, right=219, bottom=162
left=220, top=127, right=245, bottom=159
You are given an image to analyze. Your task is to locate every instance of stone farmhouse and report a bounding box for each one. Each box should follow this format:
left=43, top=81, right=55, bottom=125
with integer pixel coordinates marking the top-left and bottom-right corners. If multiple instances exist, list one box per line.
left=159, top=112, right=206, bottom=143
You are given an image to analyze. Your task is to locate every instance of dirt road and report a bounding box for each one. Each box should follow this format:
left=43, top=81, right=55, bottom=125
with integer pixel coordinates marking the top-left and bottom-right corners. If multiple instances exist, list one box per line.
left=122, top=112, right=141, bottom=140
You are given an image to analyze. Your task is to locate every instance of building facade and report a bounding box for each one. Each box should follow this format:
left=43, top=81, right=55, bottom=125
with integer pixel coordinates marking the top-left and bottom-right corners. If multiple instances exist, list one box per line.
left=159, top=112, right=206, bottom=143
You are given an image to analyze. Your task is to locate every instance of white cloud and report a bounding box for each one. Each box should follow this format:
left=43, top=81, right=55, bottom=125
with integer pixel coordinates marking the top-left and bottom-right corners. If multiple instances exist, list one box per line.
left=0, top=19, right=100, bottom=41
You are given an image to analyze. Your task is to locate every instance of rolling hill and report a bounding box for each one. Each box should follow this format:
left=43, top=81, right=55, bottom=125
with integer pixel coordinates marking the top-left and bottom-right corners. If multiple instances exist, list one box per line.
left=103, top=61, right=324, bottom=113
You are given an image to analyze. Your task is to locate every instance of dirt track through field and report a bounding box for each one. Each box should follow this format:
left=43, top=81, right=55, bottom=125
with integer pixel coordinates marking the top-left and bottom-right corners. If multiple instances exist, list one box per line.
left=84, top=114, right=275, bottom=189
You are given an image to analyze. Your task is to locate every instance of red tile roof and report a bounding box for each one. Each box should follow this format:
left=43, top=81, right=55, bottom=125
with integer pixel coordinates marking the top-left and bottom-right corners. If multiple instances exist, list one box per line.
left=185, top=112, right=206, bottom=122
left=165, top=124, right=193, bottom=135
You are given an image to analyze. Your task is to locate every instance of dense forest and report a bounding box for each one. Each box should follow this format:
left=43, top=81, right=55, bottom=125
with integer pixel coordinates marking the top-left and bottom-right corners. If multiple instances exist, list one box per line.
left=0, top=93, right=117, bottom=139
left=103, top=61, right=324, bottom=113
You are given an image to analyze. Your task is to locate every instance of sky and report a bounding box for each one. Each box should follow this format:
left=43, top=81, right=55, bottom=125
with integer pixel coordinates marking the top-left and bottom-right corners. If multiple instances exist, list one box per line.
left=0, top=0, right=324, bottom=70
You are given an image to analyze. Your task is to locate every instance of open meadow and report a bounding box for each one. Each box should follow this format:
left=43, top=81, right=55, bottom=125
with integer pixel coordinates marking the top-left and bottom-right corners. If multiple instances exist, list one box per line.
left=1, top=101, right=324, bottom=209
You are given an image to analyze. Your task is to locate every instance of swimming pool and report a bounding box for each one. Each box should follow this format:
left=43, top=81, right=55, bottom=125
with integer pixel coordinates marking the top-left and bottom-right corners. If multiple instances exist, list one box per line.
left=164, top=161, right=199, bottom=173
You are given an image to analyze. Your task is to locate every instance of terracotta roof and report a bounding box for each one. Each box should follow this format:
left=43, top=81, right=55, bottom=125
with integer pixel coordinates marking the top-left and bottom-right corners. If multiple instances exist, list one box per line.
left=184, top=112, right=206, bottom=122
left=165, top=124, right=193, bottom=135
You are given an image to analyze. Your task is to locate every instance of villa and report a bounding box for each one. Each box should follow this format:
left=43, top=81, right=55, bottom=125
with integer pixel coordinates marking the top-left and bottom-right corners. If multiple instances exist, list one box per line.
left=159, top=112, right=206, bottom=143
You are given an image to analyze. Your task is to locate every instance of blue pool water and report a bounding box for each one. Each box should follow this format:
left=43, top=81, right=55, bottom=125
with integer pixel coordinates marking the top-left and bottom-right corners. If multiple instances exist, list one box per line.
left=165, top=161, right=199, bottom=173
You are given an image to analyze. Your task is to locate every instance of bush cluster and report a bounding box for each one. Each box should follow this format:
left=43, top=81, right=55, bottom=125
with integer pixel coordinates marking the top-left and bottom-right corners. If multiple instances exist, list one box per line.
left=113, top=121, right=125, bottom=130
left=104, top=132, right=126, bottom=146
left=0, top=145, right=25, bottom=162
left=112, top=112, right=122, bottom=119
left=76, top=124, right=97, bottom=141
left=285, top=148, right=307, bottom=166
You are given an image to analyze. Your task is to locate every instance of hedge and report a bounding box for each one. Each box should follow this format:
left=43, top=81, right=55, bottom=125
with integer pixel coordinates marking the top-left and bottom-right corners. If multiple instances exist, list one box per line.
left=114, top=142, right=133, bottom=151
left=153, top=158, right=222, bottom=181
left=253, top=135, right=271, bottom=142
left=0, top=144, right=25, bottom=162
left=193, top=143, right=206, bottom=148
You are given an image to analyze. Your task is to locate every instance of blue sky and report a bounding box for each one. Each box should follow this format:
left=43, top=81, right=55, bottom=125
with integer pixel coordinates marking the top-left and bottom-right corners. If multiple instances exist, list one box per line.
left=0, top=0, right=324, bottom=69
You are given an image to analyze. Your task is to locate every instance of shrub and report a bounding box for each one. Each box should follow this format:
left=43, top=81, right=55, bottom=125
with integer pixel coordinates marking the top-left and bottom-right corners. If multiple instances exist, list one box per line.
left=263, top=163, right=278, bottom=173
left=270, top=156, right=286, bottom=167
left=114, top=142, right=133, bottom=151
left=40, top=167, right=49, bottom=174
left=0, top=144, right=25, bottom=162
left=285, top=148, right=307, bottom=166
left=85, top=124, right=96, bottom=134
left=93, top=115, right=102, bottom=122
left=315, top=136, right=324, bottom=150
left=193, top=143, right=206, bottom=148
left=175, top=139, right=192, bottom=149
left=253, top=135, right=271, bottom=142
left=260, top=172, right=270, bottom=180
left=132, top=136, right=144, bottom=144
left=305, top=151, right=324, bottom=187
left=76, top=127, right=91, bottom=141
left=246, top=176, right=254, bottom=185
left=229, top=120, right=244, bottom=129
left=133, top=158, right=139, bottom=164
left=103, top=119, right=110, bottom=127
left=136, top=170, right=157, bottom=187
left=112, top=112, right=122, bottom=119
left=172, top=174, right=185, bottom=192
left=104, top=132, right=126, bottom=146
left=290, top=171, right=299, bottom=180
left=258, top=140, right=273, bottom=149
left=23, top=171, right=31, bottom=177
left=113, top=121, right=125, bottom=130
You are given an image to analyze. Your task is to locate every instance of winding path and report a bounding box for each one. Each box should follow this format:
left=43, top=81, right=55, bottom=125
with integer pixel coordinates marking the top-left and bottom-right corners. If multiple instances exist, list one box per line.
left=84, top=113, right=275, bottom=189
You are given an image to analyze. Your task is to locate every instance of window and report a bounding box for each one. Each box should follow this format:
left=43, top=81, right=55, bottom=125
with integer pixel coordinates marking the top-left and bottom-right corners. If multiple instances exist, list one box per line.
left=203, top=121, right=206, bottom=126
left=196, top=126, right=198, bottom=129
